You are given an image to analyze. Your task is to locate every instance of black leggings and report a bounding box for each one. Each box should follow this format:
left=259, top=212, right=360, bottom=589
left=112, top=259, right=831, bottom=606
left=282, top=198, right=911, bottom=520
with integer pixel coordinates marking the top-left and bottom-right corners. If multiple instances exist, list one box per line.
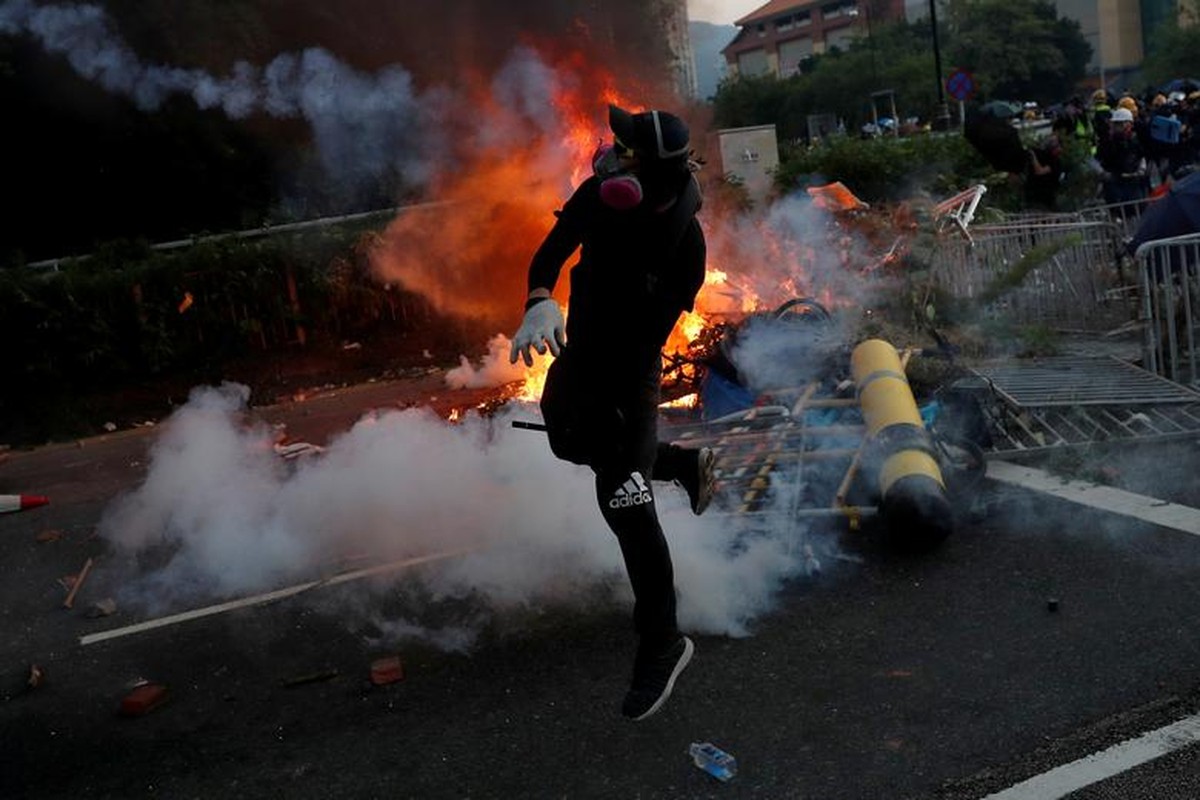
left=541, top=349, right=693, bottom=646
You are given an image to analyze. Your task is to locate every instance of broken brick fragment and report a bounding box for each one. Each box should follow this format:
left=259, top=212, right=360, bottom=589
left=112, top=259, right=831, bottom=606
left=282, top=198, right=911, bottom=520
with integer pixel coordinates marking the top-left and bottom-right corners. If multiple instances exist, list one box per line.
left=119, top=683, right=168, bottom=717
left=86, top=598, right=118, bottom=618
left=369, top=656, right=404, bottom=686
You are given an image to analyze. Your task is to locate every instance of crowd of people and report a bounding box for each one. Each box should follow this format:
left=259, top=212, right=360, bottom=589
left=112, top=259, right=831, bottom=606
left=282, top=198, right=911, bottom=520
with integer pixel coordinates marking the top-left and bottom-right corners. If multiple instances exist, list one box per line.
left=962, top=83, right=1200, bottom=212
left=1040, top=84, right=1200, bottom=208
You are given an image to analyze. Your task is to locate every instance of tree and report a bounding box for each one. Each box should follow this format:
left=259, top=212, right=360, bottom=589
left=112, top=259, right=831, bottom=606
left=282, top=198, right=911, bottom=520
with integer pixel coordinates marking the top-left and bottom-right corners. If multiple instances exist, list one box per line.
left=711, top=73, right=812, bottom=140
left=944, top=0, right=1090, bottom=104
left=1140, top=12, right=1200, bottom=88
left=711, top=16, right=974, bottom=138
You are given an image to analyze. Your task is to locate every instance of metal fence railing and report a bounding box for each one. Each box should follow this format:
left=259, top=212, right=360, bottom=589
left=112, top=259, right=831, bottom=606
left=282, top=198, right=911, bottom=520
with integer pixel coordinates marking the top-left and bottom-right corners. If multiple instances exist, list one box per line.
left=1137, top=233, right=1200, bottom=386
left=927, top=214, right=1138, bottom=332
left=1080, top=197, right=1152, bottom=240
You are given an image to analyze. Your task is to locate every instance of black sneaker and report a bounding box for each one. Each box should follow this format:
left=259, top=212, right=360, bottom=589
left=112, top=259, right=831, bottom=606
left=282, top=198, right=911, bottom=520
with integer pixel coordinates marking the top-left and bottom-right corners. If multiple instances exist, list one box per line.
left=621, top=635, right=695, bottom=721
left=676, top=448, right=716, bottom=515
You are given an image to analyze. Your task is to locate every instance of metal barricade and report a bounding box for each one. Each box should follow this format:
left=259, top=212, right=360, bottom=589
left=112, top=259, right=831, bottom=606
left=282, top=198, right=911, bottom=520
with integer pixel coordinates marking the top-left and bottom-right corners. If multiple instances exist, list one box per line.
left=927, top=217, right=1136, bottom=332
left=1137, top=233, right=1200, bottom=385
left=1080, top=197, right=1151, bottom=240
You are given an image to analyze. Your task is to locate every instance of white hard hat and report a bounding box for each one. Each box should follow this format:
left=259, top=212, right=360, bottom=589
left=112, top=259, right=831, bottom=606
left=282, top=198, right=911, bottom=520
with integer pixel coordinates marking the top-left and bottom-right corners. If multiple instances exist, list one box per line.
left=1110, top=107, right=1134, bottom=123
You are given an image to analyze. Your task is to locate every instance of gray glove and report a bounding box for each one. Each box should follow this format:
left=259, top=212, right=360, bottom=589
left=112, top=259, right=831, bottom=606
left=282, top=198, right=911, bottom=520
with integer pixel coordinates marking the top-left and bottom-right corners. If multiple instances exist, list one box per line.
left=509, top=299, right=566, bottom=366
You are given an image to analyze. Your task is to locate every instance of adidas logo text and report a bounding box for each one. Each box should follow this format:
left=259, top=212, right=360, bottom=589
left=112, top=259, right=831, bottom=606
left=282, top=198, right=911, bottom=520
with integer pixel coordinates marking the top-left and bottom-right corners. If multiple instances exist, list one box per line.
left=608, top=472, right=653, bottom=509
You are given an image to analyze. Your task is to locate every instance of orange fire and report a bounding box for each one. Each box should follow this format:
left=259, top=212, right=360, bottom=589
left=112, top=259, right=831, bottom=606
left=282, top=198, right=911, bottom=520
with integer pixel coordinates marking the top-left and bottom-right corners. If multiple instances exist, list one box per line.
left=514, top=264, right=761, bottom=404
left=365, top=45, right=872, bottom=414
left=369, top=49, right=641, bottom=329
left=516, top=353, right=551, bottom=402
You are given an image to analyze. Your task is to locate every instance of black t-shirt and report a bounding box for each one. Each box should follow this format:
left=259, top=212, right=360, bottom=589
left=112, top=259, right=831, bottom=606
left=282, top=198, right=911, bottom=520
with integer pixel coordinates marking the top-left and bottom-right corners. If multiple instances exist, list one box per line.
left=526, top=174, right=706, bottom=373
left=1097, top=130, right=1145, bottom=177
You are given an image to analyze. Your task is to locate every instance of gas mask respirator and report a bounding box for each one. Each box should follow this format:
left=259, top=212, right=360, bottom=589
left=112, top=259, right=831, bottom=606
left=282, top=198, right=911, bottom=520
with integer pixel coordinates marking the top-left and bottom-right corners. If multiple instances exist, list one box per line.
left=592, top=143, right=643, bottom=211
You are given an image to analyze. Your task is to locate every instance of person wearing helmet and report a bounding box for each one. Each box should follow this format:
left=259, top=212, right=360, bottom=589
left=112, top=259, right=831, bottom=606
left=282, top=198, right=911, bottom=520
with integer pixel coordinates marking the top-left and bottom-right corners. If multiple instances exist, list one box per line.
left=1091, top=89, right=1114, bottom=154
left=1097, top=106, right=1149, bottom=205
left=508, top=104, right=713, bottom=721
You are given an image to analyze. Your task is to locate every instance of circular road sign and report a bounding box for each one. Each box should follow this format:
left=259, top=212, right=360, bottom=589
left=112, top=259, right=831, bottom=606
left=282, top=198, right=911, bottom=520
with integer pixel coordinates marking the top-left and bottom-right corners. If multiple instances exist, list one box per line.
left=946, top=69, right=976, bottom=102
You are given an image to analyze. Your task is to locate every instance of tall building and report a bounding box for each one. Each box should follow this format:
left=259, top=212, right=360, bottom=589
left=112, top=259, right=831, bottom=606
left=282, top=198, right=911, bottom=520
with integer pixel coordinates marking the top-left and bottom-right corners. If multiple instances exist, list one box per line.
left=664, top=0, right=699, bottom=98
left=1055, top=0, right=1193, bottom=85
left=1055, top=0, right=1142, bottom=81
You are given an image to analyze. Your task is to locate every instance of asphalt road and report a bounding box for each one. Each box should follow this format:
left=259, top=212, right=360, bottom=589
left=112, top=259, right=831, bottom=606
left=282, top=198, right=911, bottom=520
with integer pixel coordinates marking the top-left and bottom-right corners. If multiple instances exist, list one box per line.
left=3, top=373, right=1200, bottom=799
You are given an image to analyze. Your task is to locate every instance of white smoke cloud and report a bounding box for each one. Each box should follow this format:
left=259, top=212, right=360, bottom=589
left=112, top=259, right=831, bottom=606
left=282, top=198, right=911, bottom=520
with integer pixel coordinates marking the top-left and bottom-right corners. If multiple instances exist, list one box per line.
left=704, top=190, right=881, bottom=314
left=445, top=334, right=527, bottom=390
left=486, top=44, right=574, bottom=147
left=0, top=0, right=438, bottom=191
left=98, top=382, right=831, bottom=647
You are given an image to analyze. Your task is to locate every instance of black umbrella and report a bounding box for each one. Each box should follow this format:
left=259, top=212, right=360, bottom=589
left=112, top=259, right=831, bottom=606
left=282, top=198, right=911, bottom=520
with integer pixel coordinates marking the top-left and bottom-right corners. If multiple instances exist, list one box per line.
left=1129, top=171, right=1200, bottom=252
left=1128, top=171, right=1200, bottom=275
left=976, top=100, right=1023, bottom=119
left=1160, top=78, right=1200, bottom=95
left=964, top=108, right=1028, bottom=174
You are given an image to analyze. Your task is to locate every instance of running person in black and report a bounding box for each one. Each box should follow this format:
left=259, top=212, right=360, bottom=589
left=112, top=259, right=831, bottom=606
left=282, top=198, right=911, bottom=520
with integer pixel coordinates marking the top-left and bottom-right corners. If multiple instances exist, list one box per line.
left=509, top=105, right=714, bottom=720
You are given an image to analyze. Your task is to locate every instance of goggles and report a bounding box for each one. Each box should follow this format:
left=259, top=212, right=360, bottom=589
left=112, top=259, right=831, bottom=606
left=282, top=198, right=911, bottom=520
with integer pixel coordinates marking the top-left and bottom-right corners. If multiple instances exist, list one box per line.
left=612, top=136, right=636, bottom=158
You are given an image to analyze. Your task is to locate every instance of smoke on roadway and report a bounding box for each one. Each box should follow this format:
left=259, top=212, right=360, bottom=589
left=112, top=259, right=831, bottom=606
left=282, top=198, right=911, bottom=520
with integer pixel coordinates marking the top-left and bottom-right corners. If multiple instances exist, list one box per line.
left=99, top=382, right=832, bottom=647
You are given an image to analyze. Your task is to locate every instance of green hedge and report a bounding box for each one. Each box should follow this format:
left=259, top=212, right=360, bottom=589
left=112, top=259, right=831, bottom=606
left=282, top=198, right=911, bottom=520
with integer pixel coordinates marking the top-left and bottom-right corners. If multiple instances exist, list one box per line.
left=774, top=130, right=1100, bottom=211
left=774, top=132, right=995, bottom=203
left=0, top=224, right=450, bottom=444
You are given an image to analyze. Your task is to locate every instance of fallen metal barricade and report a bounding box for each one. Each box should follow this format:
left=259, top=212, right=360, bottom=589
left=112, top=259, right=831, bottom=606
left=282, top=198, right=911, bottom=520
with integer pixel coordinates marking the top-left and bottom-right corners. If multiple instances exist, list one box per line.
left=927, top=216, right=1136, bottom=332
left=932, top=184, right=987, bottom=242
left=1137, top=233, right=1200, bottom=386
left=668, top=394, right=868, bottom=520
left=946, top=355, right=1200, bottom=458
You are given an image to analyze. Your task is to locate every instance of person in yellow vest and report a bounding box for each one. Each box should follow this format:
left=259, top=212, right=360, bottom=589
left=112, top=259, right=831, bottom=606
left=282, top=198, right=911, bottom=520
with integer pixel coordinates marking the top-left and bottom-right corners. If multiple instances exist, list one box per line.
left=1091, top=88, right=1113, bottom=155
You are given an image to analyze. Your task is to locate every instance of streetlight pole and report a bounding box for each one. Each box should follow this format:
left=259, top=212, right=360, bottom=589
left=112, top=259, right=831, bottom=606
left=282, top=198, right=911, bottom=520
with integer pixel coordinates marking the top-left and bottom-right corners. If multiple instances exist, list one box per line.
left=929, top=0, right=951, bottom=130
left=865, top=2, right=877, bottom=88
left=849, top=5, right=877, bottom=87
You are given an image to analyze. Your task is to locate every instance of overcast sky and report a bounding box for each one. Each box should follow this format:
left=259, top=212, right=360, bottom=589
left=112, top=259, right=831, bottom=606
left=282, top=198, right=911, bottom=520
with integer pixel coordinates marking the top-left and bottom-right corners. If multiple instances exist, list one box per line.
left=688, top=0, right=764, bottom=25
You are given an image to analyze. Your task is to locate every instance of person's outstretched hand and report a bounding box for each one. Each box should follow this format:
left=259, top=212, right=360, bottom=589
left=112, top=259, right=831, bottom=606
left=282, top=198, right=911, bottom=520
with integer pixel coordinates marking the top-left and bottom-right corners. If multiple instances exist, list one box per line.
left=509, top=299, right=566, bottom=366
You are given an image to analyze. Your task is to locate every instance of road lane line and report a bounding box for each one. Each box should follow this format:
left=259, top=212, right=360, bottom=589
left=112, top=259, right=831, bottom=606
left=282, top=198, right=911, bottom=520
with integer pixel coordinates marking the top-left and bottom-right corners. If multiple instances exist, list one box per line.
left=987, top=460, right=1200, bottom=536
left=980, top=712, right=1200, bottom=799
left=80, top=546, right=477, bottom=646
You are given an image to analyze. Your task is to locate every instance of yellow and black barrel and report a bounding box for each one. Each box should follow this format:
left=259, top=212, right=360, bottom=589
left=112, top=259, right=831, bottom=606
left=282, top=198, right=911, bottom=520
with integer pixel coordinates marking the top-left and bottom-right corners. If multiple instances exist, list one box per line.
left=850, top=339, right=953, bottom=551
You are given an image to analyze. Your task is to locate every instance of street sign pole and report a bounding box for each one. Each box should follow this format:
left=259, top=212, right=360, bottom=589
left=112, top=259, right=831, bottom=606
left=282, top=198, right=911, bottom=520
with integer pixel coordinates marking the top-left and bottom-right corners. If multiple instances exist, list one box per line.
left=945, top=68, right=976, bottom=132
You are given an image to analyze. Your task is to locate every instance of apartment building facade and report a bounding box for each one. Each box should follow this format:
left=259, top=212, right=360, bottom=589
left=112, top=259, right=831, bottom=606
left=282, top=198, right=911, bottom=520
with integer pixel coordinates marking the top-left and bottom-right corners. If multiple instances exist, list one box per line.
left=721, top=0, right=906, bottom=79
left=722, top=0, right=1196, bottom=87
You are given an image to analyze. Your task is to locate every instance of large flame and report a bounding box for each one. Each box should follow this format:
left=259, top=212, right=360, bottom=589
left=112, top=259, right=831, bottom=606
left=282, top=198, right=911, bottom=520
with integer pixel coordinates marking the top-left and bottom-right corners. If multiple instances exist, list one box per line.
left=369, top=47, right=642, bottom=329
left=367, top=45, right=883, bottom=412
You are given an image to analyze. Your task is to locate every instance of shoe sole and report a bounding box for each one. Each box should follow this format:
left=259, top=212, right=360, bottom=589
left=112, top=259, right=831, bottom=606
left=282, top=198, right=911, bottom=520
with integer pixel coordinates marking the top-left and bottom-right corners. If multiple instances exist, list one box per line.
left=629, top=636, right=695, bottom=721
left=692, top=449, right=716, bottom=516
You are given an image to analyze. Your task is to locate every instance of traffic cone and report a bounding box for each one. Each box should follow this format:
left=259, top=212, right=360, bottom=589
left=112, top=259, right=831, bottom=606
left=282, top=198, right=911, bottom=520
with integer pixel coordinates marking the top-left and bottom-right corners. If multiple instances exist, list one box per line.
left=0, top=495, right=50, bottom=514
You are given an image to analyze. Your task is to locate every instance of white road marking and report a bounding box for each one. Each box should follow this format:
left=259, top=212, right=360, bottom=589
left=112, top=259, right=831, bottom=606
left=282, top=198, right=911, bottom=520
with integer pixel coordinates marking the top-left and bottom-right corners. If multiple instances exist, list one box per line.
left=80, top=547, right=477, bottom=646
left=980, top=713, right=1200, bottom=799
left=987, top=460, right=1200, bottom=536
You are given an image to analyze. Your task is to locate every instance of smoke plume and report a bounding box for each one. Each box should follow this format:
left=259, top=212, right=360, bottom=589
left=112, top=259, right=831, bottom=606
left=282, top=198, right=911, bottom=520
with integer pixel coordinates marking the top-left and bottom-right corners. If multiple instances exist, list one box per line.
left=0, top=0, right=442, bottom=195
left=445, top=335, right=526, bottom=390
left=99, top=384, right=828, bottom=645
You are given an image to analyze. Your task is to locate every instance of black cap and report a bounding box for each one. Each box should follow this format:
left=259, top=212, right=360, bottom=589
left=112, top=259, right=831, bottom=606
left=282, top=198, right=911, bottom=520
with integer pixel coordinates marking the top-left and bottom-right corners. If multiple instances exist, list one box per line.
left=608, top=104, right=690, bottom=161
